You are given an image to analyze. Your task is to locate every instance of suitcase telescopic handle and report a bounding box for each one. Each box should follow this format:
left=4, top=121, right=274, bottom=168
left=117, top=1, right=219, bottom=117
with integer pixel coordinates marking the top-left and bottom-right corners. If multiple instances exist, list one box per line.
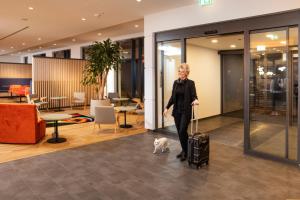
left=190, top=105, right=199, bottom=136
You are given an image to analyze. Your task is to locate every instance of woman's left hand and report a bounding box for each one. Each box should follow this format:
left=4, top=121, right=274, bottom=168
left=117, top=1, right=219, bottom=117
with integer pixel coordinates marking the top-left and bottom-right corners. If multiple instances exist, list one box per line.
left=191, top=99, right=199, bottom=106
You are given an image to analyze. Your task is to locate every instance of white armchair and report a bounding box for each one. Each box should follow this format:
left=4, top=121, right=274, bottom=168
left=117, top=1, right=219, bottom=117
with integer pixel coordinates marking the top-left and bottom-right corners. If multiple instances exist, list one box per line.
left=70, top=92, right=86, bottom=109
left=94, top=106, right=120, bottom=133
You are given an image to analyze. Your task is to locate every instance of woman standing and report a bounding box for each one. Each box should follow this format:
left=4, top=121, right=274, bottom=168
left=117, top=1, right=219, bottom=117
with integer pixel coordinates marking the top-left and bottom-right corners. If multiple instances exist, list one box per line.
left=163, top=63, right=199, bottom=161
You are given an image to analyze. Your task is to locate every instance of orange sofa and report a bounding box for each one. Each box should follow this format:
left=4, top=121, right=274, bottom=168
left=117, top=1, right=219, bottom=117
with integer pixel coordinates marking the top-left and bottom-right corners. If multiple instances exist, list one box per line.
left=0, top=104, right=46, bottom=144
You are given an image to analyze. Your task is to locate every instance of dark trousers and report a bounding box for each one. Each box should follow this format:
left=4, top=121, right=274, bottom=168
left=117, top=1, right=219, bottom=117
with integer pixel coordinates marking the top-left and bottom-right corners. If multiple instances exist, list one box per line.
left=174, top=113, right=191, bottom=154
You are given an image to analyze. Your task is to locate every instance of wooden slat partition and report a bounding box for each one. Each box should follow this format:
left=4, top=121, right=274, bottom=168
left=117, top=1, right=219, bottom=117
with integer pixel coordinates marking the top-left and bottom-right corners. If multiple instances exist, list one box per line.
left=33, top=57, right=94, bottom=109
left=0, top=63, right=32, bottom=78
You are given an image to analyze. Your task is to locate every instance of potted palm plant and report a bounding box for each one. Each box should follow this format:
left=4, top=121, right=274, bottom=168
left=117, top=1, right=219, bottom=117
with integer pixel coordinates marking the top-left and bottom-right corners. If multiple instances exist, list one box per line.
left=82, top=38, right=122, bottom=116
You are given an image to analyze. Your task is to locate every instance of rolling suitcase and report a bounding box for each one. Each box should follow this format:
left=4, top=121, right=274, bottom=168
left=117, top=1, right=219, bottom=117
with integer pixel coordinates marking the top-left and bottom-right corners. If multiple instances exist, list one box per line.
left=188, top=106, right=209, bottom=169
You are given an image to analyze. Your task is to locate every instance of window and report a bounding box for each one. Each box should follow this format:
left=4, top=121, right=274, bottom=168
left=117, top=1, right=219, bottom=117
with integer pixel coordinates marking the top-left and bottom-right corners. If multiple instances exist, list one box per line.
left=53, top=49, right=71, bottom=59
left=33, top=53, right=46, bottom=57
left=81, top=46, right=90, bottom=60
left=24, top=56, right=28, bottom=64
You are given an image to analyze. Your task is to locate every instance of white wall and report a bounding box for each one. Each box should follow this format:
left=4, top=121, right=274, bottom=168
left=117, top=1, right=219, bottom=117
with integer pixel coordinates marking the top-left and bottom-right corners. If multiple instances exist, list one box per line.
left=144, top=0, right=300, bottom=130
left=0, top=55, right=22, bottom=63
left=187, top=44, right=221, bottom=119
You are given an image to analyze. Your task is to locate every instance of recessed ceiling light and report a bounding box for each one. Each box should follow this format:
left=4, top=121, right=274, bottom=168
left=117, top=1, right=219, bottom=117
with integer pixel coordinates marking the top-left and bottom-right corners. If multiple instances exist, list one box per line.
left=134, top=24, right=139, bottom=28
left=94, top=13, right=100, bottom=17
left=22, top=42, right=26, bottom=46
left=38, top=37, right=42, bottom=41
left=10, top=46, right=14, bottom=49
left=136, top=0, right=142, bottom=2
left=39, top=46, right=42, bottom=49
left=28, top=6, right=34, bottom=10
left=81, top=18, right=86, bottom=21
left=53, top=44, right=57, bottom=46
left=211, top=39, right=218, bottom=43
left=230, top=44, right=236, bottom=48
left=97, top=33, right=102, bottom=36
left=72, top=38, right=76, bottom=42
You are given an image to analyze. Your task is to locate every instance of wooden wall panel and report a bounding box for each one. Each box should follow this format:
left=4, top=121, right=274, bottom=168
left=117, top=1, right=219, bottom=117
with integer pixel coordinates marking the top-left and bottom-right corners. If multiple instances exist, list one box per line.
left=0, top=63, right=32, bottom=78
left=33, top=57, right=94, bottom=109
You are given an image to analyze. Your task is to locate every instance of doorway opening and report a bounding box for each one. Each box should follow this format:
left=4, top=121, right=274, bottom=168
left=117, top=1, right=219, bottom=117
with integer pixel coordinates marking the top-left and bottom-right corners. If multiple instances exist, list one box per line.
left=159, top=33, right=245, bottom=148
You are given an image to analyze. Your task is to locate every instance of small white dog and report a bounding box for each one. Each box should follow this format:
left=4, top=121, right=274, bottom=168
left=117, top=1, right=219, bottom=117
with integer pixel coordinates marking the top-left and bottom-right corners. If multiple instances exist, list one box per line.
left=153, top=137, right=169, bottom=154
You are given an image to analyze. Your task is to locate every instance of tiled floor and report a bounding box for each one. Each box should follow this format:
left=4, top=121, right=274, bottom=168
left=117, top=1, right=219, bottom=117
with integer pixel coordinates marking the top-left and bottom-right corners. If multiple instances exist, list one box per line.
left=0, top=132, right=300, bottom=200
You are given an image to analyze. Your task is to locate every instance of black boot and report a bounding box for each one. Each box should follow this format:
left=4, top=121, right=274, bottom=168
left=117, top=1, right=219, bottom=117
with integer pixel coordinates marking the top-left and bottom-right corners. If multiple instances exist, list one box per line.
left=180, top=152, right=187, bottom=162
left=176, top=151, right=183, bottom=159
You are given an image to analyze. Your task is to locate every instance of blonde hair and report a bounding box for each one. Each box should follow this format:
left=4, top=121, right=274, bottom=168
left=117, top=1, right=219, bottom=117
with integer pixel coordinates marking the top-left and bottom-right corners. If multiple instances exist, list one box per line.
left=178, top=63, right=190, bottom=75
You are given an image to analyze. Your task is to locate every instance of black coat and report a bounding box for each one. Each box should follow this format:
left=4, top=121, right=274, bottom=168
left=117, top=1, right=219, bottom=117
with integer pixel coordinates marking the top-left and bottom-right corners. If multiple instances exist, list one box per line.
left=166, top=79, right=198, bottom=117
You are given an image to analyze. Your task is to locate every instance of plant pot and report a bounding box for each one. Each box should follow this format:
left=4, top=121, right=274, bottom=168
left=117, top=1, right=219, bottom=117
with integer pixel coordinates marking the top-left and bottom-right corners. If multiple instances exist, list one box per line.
left=90, top=99, right=111, bottom=116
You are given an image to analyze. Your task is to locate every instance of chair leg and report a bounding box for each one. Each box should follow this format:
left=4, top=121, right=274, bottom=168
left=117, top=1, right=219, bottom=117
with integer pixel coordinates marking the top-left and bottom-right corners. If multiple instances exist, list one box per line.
left=98, top=124, right=100, bottom=129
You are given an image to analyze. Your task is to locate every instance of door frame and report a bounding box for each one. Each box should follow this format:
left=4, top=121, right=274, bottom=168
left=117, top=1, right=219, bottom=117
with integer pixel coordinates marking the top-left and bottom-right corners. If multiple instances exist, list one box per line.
left=154, top=9, right=300, bottom=164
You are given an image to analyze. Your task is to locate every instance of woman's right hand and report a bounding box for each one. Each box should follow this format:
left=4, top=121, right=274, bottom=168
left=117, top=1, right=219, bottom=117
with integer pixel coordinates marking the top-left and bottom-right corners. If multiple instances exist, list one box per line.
left=163, top=108, right=168, bottom=117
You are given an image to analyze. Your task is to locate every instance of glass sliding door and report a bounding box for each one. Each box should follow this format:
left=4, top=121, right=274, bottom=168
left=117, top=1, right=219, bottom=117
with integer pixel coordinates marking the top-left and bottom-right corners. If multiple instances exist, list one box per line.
left=249, top=27, right=299, bottom=160
left=157, top=41, right=182, bottom=129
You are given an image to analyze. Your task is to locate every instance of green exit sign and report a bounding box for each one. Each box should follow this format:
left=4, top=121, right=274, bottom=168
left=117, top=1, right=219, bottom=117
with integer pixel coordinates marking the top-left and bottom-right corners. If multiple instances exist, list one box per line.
left=199, top=0, right=213, bottom=6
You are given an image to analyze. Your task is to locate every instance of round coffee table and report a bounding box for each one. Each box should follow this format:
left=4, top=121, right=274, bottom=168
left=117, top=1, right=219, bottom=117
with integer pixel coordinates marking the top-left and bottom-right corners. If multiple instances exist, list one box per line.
left=114, top=106, right=136, bottom=128
left=41, top=113, right=72, bottom=143
left=112, top=97, right=129, bottom=106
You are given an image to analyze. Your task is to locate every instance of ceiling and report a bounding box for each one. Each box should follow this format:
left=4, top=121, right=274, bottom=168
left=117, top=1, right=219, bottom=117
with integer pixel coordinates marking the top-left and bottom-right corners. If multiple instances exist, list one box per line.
left=187, top=34, right=244, bottom=50
left=0, top=0, right=196, bottom=56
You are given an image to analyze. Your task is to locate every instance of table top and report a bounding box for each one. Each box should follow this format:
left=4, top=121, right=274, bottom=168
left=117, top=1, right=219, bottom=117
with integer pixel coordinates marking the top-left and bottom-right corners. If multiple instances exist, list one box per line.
left=51, top=96, right=67, bottom=100
left=40, top=113, right=72, bottom=121
left=114, top=106, right=136, bottom=112
left=112, top=97, right=129, bottom=101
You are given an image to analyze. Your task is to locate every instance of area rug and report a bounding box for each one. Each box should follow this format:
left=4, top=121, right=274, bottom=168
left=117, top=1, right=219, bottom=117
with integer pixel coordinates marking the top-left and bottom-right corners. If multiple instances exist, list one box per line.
left=46, top=113, right=94, bottom=127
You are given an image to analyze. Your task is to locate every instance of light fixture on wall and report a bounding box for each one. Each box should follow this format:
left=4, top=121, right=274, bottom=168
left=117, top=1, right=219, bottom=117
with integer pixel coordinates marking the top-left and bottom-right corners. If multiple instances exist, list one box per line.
left=280, top=41, right=287, bottom=45
left=266, top=34, right=278, bottom=40
left=256, top=45, right=266, bottom=51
